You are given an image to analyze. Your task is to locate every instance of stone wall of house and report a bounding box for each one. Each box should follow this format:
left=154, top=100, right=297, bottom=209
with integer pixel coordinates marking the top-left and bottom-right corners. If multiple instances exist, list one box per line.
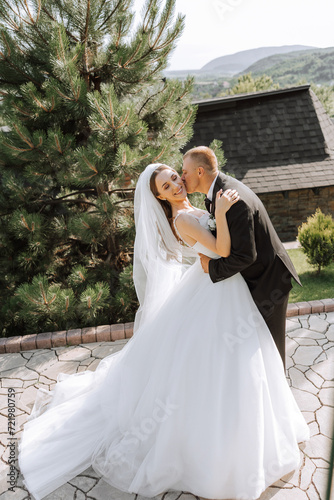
left=258, top=186, right=334, bottom=242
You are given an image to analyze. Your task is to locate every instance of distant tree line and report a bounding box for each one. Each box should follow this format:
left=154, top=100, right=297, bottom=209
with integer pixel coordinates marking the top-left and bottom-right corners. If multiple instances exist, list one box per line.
left=190, top=73, right=334, bottom=118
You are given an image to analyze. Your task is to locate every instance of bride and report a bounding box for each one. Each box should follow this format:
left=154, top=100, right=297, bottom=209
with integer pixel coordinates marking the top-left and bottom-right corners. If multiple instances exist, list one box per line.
left=18, top=163, right=310, bottom=500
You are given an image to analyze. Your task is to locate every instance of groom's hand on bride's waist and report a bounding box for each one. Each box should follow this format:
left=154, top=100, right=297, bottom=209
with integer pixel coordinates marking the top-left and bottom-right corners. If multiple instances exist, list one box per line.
left=199, top=254, right=210, bottom=273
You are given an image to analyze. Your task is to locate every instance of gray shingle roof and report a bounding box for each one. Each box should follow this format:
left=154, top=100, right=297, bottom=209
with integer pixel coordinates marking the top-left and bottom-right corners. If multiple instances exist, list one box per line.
left=186, top=85, right=334, bottom=193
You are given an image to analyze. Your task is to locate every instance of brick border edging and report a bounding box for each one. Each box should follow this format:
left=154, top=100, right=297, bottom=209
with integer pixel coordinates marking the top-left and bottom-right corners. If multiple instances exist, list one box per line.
left=1, top=298, right=334, bottom=355
left=286, top=298, right=334, bottom=317
left=0, top=323, right=134, bottom=354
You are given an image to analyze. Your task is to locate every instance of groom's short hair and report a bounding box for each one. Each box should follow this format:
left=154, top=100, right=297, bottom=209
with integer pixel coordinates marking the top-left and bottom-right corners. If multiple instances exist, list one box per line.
left=183, top=146, right=218, bottom=173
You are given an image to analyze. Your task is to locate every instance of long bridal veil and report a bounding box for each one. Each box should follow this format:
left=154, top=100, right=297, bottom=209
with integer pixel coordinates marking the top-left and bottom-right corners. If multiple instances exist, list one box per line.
left=133, top=163, right=194, bottom=332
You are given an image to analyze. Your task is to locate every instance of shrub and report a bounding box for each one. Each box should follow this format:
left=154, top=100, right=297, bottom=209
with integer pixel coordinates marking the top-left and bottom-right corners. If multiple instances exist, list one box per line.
left=297, top=208, right=334, bottom=274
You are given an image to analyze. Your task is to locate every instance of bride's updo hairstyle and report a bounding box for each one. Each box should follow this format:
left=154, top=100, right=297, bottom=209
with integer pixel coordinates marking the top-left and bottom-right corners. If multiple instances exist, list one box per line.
left=150, top=165, right=181, bottom=242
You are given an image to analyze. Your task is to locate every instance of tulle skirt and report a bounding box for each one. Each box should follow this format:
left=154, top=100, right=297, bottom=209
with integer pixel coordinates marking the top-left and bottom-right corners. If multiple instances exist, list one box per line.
left=18, top=261, right=309, bottom=500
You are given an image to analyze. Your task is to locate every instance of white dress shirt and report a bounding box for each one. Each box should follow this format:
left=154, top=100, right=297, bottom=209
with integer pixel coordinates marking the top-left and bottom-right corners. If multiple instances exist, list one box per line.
left=206, top=174, right=219, bottom=201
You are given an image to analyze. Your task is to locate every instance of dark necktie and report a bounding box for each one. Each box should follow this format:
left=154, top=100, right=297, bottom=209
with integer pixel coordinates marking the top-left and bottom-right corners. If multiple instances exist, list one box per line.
left=204, top=196, right=211, bottom=212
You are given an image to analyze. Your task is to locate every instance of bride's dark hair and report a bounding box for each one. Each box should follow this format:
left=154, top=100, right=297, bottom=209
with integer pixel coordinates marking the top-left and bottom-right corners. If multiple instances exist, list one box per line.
left=150, top=165, right=181, bottom=242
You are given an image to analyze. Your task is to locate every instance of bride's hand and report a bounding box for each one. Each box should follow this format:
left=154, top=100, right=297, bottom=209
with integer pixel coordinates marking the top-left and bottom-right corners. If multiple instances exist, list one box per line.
left=215, top=189, right=240, bottom=215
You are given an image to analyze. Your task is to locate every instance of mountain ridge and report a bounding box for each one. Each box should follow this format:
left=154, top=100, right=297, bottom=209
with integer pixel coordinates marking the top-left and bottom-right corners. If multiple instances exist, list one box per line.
left=239, top=47, right=334, bottom=84
left=200, top=45, right=316, bottom=75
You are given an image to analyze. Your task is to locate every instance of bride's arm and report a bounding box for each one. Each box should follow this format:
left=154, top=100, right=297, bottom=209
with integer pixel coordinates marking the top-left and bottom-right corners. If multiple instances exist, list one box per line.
left=215, top=189, right=240, bottom=256
left=175, top=190, right=239, bottom=257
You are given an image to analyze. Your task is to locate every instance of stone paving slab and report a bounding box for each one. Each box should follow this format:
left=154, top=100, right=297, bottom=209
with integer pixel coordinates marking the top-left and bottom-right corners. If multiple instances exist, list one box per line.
left=0, top=315, right=333, bottom=500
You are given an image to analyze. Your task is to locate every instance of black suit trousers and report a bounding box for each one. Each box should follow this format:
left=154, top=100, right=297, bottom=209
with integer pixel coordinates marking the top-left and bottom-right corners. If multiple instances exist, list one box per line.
left=261, top=292, right=289, bottom=370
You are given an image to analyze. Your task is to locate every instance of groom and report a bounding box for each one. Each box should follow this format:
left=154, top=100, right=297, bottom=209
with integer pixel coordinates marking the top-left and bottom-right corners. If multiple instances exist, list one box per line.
left=182, top=146, right=300, bottom=367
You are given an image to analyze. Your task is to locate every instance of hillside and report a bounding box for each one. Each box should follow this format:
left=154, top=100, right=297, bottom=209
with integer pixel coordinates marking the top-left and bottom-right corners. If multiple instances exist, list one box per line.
left=200, top=45, right=315, bottom=75
left=241, top=47, right=334, bottom=85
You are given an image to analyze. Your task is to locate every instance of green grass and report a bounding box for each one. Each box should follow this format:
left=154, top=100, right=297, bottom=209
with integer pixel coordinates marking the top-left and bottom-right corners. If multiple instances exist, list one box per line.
left=287, top=248, right=334, bottom=303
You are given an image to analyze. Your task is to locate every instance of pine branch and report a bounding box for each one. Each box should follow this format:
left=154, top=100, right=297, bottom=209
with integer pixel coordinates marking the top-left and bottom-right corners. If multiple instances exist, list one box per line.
left=152, top=145, right=167, bottom=162
left=41, top=6, right=79, bottom=42
left=113, top=202, right=133, bottom=206
left=103, top=18, right=125, bottom=69
left=105, top=71, right=141, bottom=86
left=2, top=142, right=32, bottom=152
left=139, top=61, right=163, bottom=81
left=149, top=1, right=173, bottom=51
left=131, top=45, right=153, bottom=67
left=2, top=0, right=46, bottom=51
left=22, top=0, right=35, bottom=24
left=30, top=23, right=48, bottom=47
left=154, top=88, right=175, bottom=114
left=1, top=31, right=11, bottom=55
left=55, top=88, right=77, bottom=102
left=98, top=0, right=109, bottom=16
left=29, top=90, right=55, bottom=112
left=138, top=80, right=167, bottom=116
left=55, top=189, right=97, bottom=200
left=12, top=36, right=26, bottom=56
left=108, top=92, right=115, bottom=128
left=153, top=30, right=180, bottom=51
left=83, top=155, right=98, bottom=174
left=108, top=65, right=162, bottom=89
left=109, top=188, right=135, bottom=194
left=21, top=0, right=47, bottom=45
left=97, top=0, right=123, bottom=31
left=82, top=0, right=91, bottom=86
left=134, top=2, right=182, bottom=68
left=112, top=126, right=117, bottom=151
left=13, top=124, right=34, bottom=148
left=46, top=0, right=80, bottom=41
left=12, top=25, right=47, bottom=53
left=177, top=87, right=191, bottom=101
left=114, top=20, right=123, bottom=49
left=0, top=53, right=41, bottom=86
left=122, top=40, right=143, bottom=69
left=132, top=1, right=177, bottom=66
left=91, top=95, right=112, bottom=128
left=168, top=109, right=193, bottom=140
left=142, top=0, right=155, bottom=32
left=128, top=152, right=150, bottom=165
left=36, top=198, right=97, bottom=208
left=115, top=108, right=130, bottom=129
left=56, top=26, right=81, bottom=101
left=0, top=77, right=22, bottom=85
left=1, top=0, right=27, bottom=26
left=35, top=0, right=41, bottom=22
left=1, top=11, right=20, bottom=31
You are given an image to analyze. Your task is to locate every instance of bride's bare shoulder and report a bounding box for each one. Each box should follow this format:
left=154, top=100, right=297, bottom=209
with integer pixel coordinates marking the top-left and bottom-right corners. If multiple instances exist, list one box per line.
left=174, top=211, right=200, bottom=230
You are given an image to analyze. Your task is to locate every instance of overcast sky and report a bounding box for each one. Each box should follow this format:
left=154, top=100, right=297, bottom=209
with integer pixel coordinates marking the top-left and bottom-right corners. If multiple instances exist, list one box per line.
left=132, top=0, right=334, bottom=70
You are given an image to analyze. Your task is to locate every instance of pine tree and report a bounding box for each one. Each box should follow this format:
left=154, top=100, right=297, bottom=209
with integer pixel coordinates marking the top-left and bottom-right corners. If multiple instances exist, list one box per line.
left=0, top=0, right=195, bottom=336
left=218, top=73, right=279, bottom=97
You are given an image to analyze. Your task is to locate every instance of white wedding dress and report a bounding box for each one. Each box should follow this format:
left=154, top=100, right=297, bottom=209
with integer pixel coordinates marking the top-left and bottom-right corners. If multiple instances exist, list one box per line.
left=18, top=212, right=309, bottom=500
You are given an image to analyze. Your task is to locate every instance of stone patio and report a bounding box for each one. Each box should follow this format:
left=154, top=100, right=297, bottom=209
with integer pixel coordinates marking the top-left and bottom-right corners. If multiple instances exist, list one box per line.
left=0, top=312, right=333, bottom=500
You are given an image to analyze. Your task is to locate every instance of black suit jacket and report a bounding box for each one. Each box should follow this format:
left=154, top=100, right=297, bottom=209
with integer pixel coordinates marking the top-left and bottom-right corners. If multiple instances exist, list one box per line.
left=208, top=173, right=301, bottom=318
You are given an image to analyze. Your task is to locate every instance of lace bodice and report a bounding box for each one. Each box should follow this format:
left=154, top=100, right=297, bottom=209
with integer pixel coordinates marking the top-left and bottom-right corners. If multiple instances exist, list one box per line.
left=173, top=211, right=220, bottom=260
